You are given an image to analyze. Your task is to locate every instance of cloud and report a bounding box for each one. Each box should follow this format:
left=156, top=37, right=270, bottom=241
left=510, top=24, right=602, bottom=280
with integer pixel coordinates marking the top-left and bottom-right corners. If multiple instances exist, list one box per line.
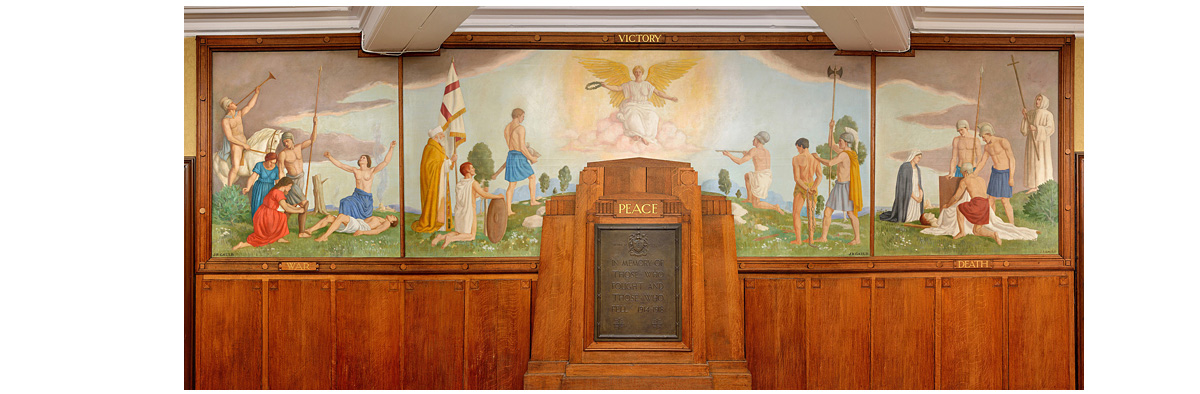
left=268, top=100, right=395, bottom=127
left=403, top=50, right=534, bottom=90
left=741, top=50, right=871, bottom=90
left=561, top=111, right=702, bottom=157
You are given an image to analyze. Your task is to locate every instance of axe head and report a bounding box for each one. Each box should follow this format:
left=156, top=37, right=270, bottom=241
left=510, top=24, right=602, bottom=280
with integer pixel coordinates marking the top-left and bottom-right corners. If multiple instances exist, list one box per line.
left=267, top=72, right=277, bottom=80
left=827, top=66, right=843, bottom=78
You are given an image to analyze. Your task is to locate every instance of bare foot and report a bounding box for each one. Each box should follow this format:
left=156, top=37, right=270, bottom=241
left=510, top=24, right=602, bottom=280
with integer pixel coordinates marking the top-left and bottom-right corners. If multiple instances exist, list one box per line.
left=315, top=236, right=329, bottom=242
left=507, top=211, right=517, bottom=216
left=848, top=239, right=861, bottom=245
left=789, top=239, right=804, bottom=245
left=530, top=199, right=541, bottom=206
left=813, top=237, right=828, bottom=243
left=992, top=233, right=1003, bottom=245
left=952, top=232, right=966, bottom=240
left=298, top=231, right=311, bottom=238
left=231, top=242, right=250, bottom=251
left=278, top=238, right=290, bottom=243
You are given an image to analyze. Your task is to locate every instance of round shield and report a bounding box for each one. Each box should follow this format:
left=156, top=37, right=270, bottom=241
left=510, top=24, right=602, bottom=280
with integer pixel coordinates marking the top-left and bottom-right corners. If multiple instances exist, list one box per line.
left=485, top=198, right=508, bottom=243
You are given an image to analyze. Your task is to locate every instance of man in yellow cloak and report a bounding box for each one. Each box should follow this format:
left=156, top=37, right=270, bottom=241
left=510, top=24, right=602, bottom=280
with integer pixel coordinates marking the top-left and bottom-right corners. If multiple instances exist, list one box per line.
left=412, top=126, right=456, bottom=233
left=813, top=126, right=862, bottom=246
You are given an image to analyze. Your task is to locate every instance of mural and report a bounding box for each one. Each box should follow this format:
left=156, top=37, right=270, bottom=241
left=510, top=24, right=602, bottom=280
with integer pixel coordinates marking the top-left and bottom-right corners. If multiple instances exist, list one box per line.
left=874, top=51, right=1059, bottom=255
left=403, top=49, right=871, bottom=257
left=210, top=51, right=401, bottom=257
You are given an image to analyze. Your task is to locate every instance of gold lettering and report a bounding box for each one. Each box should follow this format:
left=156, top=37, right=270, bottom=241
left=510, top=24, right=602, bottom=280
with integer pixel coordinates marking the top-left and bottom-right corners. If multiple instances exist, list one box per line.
left=614, top=34, right=663, bottom=43
left=953, top=260, right=991, bottom=269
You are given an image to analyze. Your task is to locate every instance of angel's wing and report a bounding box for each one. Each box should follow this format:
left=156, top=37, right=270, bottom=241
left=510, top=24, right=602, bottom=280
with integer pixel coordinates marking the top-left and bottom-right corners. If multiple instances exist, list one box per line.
left=646, top=58, right=701, bottom=107
left=577, top=57, right=631, bottom=108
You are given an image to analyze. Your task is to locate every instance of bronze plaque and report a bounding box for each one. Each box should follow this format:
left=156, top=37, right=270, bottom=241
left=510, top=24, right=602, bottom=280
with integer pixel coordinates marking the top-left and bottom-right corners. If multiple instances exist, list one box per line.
left=594, top=224, right=682, bottom=341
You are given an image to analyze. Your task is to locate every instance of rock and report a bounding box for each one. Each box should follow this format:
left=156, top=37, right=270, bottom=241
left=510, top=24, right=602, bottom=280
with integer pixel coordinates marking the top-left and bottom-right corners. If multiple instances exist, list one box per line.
left=734, top=216, right=747, bottom=225
left=536, top=206, right=546, bottom=216
left=522, top=215, right=543, bottom=228
left=754, top=224, right=768, bottom=231
left=730, top=202, right=748, bottom=218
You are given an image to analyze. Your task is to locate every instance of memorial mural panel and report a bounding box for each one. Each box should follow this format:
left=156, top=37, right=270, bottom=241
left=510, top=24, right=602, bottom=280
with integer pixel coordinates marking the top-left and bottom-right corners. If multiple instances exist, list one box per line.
left=402, top=49, right=872, bottom=257
left=210, top=51, right=401, bottom=257
left=874, top=50, right=1059, bottom=255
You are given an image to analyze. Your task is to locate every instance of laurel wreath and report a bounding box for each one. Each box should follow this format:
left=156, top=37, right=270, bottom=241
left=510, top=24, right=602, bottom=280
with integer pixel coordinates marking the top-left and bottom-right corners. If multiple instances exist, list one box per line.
left=585, top=81, right=603, bottom=90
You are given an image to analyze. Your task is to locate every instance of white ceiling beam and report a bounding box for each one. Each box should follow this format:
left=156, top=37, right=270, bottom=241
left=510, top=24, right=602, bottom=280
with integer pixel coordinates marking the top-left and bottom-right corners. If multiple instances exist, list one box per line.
left=803, top=6, right=911, bottom=52
left=360, top=6, right=477, bottom=54
left=456, top=6, right=818, bottom=32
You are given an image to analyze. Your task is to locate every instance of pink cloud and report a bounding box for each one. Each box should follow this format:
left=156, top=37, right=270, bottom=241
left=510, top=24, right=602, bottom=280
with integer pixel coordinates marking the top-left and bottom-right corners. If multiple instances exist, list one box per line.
left=563, top=111, right=702, bottom=155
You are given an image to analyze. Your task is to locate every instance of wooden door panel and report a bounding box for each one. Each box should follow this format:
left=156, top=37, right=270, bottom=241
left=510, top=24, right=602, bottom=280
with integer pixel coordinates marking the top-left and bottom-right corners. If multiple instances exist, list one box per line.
left=466, top=279, right=533, bottom=389
left=1009, top=276, right=1075, bottom=389
left=335, top=280, right=402, bottom=389
left=403, top=280, right=466, bottom=389
left=938, top=277, right=1005, bottom=389
left=807, top=277, right=871, bottom=390
left=871, top=277, right=936, bottom=389
left=267, top=279, right=334, bottom=389
left=195, top=279, right=262, bottom=390
left=743, top=278, right=805, bottom=389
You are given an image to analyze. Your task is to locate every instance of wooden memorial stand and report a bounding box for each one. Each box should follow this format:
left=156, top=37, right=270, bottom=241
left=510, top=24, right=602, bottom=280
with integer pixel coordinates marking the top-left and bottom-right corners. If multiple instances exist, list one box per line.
left=524, top=158, right=751, bottom=389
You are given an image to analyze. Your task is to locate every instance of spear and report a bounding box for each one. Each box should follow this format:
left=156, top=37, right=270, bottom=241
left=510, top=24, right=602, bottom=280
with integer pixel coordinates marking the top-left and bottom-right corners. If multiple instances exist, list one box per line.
left=972, top=65, right=984, bottom=164
left=303, top=67, right=322, bottom=204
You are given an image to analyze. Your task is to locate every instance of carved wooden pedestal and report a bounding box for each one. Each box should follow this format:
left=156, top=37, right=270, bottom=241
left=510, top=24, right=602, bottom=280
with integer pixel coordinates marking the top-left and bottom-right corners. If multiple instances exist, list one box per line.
left=524, top=158, right=751, bottom=389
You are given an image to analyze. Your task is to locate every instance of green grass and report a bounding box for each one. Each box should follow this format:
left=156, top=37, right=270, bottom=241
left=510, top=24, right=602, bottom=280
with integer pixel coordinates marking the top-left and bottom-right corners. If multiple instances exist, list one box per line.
left=211, top=210, right=404, bottom=258
left=733, top=199, right=871, bottom=257
left=874, top=191, right=1059, bottom=255
left=403, top=200, right=542, bottom=257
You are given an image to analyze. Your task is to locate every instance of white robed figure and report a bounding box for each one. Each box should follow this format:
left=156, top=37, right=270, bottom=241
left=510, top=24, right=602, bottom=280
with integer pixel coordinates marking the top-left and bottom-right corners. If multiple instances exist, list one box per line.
left=1020, top=93, right=1056, bottom=192
left=578, top=58, right=700, bottom=145
left=432, top=163, right=504, bottom=248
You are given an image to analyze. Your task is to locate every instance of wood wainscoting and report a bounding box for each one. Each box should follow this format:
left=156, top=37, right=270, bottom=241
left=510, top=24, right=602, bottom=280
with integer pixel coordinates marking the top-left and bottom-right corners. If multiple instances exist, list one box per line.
left=194, top=275, right=534, bottom=390
left=742, top=272, right=1075, bottom=390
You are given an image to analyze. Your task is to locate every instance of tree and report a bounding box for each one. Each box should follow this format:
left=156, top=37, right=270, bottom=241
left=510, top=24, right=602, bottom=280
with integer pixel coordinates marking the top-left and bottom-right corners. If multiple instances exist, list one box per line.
left=814, top=115, right=868, bottom=180
left=552, top=187, right=558, bottom=195
left=539, top=173, right=551, bottom=195
left=467, top=142, right=496, bottom=188
left=558, top=166, right=573, bottom=190
left=735, top=189, right=742, bottom=200
left=815, top=195, right=825, bottom=215
left=718, top=169, right=732, bottom=195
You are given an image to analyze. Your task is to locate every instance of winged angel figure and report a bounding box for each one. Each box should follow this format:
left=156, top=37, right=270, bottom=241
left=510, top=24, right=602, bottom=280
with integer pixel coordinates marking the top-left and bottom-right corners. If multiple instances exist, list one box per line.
left=578, top=58, right=700, bottom=145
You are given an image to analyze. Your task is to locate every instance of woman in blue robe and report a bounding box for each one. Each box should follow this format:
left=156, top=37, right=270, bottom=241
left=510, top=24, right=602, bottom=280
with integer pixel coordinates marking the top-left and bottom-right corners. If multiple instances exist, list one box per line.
left=242, top=152, right=280, bottom=219
left=880, top=151, right=924, bottom=223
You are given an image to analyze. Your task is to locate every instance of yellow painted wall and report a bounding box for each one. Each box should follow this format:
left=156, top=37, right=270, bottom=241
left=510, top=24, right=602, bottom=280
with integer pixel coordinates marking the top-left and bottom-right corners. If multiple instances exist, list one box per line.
left=185, top=37, right=197, bottom=157
left=180, top=34, right=1089, bottom=153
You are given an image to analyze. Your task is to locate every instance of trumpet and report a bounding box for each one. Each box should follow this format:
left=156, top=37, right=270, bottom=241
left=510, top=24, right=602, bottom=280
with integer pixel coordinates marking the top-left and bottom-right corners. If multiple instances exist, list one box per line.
left=715, top=149, right=748, bottom=155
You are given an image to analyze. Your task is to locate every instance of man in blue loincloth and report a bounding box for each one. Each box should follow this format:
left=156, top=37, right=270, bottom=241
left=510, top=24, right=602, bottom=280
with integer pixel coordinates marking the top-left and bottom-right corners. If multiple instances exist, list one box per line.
left=500, top=108, right=540, bottom=216
left=974, top=122, right=1018, bottom=225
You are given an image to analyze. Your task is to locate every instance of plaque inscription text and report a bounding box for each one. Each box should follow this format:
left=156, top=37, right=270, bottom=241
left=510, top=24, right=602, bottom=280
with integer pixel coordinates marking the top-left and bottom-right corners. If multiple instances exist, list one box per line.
left=594, top=224, right=682, bottom=341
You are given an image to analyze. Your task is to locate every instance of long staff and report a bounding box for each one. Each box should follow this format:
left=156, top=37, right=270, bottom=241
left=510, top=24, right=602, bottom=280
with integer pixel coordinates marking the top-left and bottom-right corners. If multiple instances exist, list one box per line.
left=1008, top=55, right=1038, bottom=161
left=827, top=66, right=843, bottom=194
left=235, top=72, right=276, bottom=108
left=303, top=67, right=322, bottom=203
left=972, top=65, right=984, bottom=164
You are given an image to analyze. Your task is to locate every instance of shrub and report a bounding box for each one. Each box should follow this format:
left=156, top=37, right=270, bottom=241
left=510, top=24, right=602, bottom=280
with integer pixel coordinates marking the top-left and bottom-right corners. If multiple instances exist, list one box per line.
left=1021, top=180, right=1059, bottom=223
left=213, top=185, right=250, bottom=224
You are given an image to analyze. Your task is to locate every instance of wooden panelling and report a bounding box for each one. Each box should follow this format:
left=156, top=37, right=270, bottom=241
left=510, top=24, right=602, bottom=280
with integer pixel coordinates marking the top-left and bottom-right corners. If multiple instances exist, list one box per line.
left=335, top=280, right=401, bottom=389
left=871, top=277, right=936, bottom=389
left=529, top=214, right=574, bottom=361
left=466, top=279, right=533, bottom=389
left=702, top=211, right=745, bottom=361
left=195, top=279, right=262, bottom=390
left=743, top=278, right=805, bottom=389
left=938, top=277, right=1005, bottom=389
left=1008, top=276, right=1075, bottom=389
left=807, top=277, right=871, bottom=390
left=184, top=158, right=195, bottom=390
left=267, top=279, right=334, bottom=389
left=403, top=280, right=466, bottom=389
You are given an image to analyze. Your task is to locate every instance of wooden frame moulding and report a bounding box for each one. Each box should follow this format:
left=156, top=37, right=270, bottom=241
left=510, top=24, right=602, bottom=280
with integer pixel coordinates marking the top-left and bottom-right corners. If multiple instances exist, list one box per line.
left=194, top=32, right=1077, bottom=274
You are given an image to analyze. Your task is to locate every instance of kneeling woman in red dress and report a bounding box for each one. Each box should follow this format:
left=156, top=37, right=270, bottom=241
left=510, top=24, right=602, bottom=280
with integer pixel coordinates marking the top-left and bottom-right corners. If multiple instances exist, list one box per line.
left=232, top=177, right=309, bottom=251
